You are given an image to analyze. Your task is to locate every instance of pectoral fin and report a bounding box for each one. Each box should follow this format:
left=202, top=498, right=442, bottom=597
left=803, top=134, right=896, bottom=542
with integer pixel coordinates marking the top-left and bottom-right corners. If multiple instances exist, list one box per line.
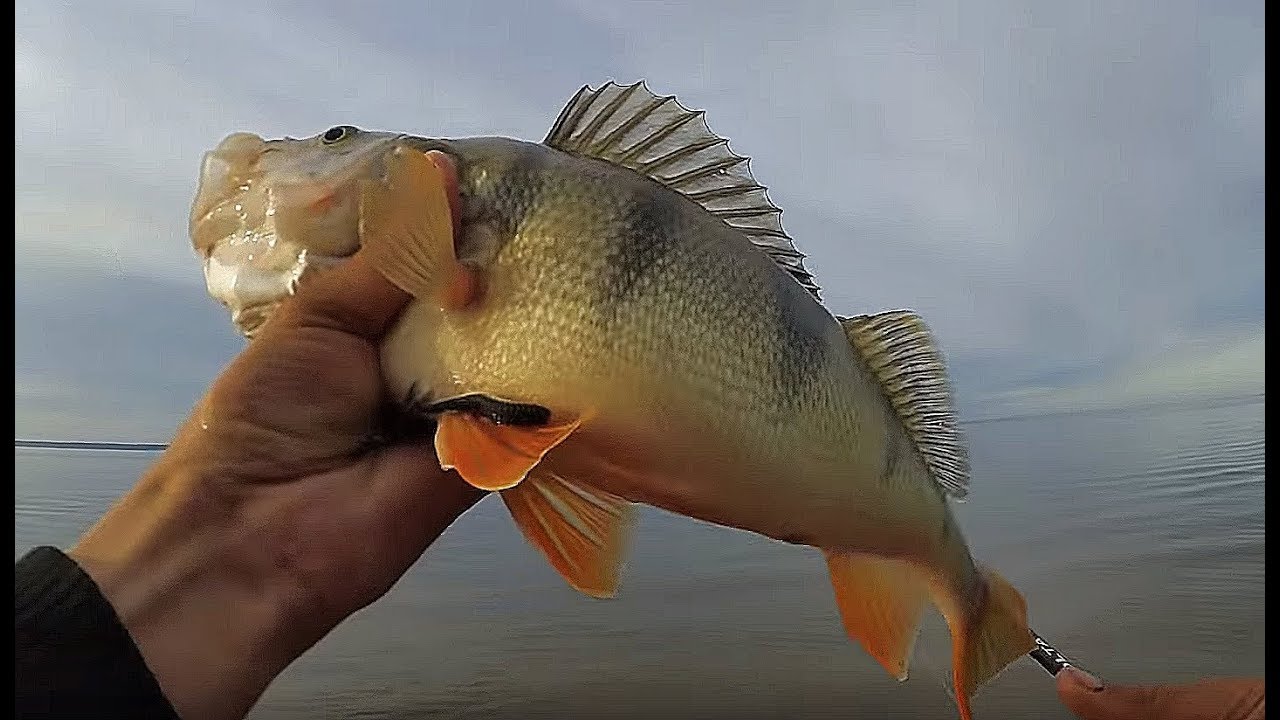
left=435, top=412, right=581, bottom=491
left=360, top=146, right=477, bottom=309
left=502, top=471, right=633, bottom=598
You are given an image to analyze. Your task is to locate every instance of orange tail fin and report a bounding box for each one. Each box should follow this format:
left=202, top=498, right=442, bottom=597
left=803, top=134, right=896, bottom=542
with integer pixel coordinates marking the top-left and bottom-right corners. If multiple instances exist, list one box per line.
left=825, top=553, right=1035, bottom=719
left=945, top=566, right=1036, bottom=720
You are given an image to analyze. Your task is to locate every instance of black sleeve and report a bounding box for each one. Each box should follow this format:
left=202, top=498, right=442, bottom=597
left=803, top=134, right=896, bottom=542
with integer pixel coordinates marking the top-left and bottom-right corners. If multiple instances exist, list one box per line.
left=15, top=546, right=182, bottom=720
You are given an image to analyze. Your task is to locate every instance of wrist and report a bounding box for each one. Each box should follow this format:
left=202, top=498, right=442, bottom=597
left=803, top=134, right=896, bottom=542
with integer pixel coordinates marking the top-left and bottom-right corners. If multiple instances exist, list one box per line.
left=68, top=459, right=324, bottom=720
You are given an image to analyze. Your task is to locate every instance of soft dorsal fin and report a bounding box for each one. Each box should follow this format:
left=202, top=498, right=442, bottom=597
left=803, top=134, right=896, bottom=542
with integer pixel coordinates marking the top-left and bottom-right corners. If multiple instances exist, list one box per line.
left=544, top=80, right=820, bottom=299
left=839, top=310, right=970, bottom=499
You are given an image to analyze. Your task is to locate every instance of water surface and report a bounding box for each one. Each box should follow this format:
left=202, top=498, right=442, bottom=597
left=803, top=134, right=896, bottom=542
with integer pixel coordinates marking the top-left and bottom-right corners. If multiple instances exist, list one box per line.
left=15, top=399, right=1265, bottom=718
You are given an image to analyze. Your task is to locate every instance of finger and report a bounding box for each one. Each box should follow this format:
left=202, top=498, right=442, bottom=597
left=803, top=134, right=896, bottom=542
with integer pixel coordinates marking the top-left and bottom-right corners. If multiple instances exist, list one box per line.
left=1057, top=670, right=1160, bottom=720
left=267, top=251, right=413, bottom=341
left=1058, top=671, right=1266, bottom=720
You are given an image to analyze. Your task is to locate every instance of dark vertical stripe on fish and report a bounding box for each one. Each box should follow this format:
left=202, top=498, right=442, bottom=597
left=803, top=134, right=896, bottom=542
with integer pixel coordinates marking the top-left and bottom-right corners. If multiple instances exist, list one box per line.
left=600, top=193, right=685, bottom=305
left=767, top=265, right=829, bottom=414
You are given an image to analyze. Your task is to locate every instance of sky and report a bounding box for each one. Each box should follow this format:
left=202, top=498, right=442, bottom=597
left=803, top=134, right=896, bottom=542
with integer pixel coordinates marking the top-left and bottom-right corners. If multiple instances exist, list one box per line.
left=15, top=0, right=1265, bottom=441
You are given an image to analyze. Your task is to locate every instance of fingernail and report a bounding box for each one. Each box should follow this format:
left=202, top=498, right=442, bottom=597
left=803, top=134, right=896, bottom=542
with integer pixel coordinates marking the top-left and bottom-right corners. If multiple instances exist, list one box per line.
left=1063, top=666, right=1104, bottom=692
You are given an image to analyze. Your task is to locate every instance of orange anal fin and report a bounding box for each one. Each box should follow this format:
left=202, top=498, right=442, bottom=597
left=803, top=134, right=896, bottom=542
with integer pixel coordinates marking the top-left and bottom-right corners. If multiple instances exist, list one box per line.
left=359, top=146, right=475, bottom=309
left=825, top=550, right=930, bottom=682
left=501, top=471, right=633, bottom=598
left=434, top=412, right=581, bottom=491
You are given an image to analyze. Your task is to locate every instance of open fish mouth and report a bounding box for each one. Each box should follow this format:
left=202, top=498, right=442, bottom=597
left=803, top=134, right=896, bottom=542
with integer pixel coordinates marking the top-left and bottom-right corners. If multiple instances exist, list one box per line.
left=196, top=204, right=355, bottom=338
left=202, top=239, right=347, bottom=337
left=190, top=130, right=401, bottom=337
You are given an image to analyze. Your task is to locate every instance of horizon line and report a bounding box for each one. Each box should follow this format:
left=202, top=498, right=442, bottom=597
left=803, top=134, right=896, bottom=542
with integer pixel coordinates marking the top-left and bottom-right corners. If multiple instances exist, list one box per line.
left=14, top=392, right=1264, bottom=450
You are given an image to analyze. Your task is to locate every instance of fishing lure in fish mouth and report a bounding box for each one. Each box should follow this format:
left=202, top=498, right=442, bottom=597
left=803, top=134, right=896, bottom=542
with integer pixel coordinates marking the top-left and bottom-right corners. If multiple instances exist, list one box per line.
left=190, top=80, right=1087, bottom=719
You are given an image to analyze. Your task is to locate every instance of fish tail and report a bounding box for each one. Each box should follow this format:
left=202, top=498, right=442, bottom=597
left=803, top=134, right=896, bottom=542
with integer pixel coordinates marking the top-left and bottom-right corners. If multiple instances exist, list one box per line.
left=359, top=145, right=477, bottom=308
left=825, top=550, right=1034, bottom=719
left=944, top=565, right=1035, bottom=720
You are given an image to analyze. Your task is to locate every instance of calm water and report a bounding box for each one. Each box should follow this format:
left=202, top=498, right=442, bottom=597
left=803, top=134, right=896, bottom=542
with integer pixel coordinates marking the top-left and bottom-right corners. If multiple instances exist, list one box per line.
left=15, top=399, right=1265, bottom=719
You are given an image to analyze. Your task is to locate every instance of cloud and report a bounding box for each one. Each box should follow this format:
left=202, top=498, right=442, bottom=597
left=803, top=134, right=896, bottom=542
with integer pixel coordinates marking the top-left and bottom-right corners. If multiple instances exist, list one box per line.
left=15, top=0, right=1265, bottom=438
left=975, top=326, right=1265, bottom=418
left=15, top=260, right=242, bottom=440
left=15, top=0, right=564, bottom=284
left=568, top=1, right=1263, bottom=338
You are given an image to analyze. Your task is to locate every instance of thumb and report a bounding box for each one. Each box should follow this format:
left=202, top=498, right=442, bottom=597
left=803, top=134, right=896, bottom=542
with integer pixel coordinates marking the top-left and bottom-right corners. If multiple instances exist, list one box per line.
left=264, top=250, right=412, bottom=342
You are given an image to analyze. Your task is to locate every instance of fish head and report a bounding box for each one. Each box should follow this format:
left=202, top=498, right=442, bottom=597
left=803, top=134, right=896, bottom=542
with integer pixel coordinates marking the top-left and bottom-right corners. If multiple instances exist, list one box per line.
left=189, top=125, right=408, bottom=337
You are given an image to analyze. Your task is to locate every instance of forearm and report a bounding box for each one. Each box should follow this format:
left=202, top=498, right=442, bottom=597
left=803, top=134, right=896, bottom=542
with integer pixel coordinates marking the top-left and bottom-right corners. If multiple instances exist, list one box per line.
left=66, top=462, right=321, bottom=720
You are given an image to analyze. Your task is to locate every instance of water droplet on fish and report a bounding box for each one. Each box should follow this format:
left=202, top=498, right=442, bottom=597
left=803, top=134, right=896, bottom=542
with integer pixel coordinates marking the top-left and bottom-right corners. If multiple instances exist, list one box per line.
left=199, top=421, right=209, bottom=431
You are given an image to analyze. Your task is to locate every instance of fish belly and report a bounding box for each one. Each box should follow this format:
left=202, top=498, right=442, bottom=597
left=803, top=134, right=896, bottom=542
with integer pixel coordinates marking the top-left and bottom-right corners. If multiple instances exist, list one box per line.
left=540, top=385, right=944, bottom=565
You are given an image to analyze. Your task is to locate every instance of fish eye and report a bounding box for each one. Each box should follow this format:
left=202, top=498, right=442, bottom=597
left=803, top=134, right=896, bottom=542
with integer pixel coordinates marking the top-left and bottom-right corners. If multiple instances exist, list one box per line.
left=321, top=125, right=356, bottom=145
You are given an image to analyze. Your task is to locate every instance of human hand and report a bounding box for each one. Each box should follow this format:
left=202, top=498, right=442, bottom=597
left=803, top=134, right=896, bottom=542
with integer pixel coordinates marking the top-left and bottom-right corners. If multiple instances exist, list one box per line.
left=68, top=252, right=484, bottom=720
left=1057, top=667, right=1264, bottom=720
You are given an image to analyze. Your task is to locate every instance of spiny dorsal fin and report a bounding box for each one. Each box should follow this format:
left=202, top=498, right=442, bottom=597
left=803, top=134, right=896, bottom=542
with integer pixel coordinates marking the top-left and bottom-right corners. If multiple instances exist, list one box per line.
left=839, top=310, right=970, bottom=500
left=544, top=80, right=820, bottom=299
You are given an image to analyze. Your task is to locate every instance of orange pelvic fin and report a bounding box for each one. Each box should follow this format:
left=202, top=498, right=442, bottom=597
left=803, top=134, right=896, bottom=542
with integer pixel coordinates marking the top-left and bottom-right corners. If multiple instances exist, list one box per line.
left=434, top=412, right=581, bottom=491
left=501, top=471, right=633, bottom=598
left=360, top=145, right=477, bottom=309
